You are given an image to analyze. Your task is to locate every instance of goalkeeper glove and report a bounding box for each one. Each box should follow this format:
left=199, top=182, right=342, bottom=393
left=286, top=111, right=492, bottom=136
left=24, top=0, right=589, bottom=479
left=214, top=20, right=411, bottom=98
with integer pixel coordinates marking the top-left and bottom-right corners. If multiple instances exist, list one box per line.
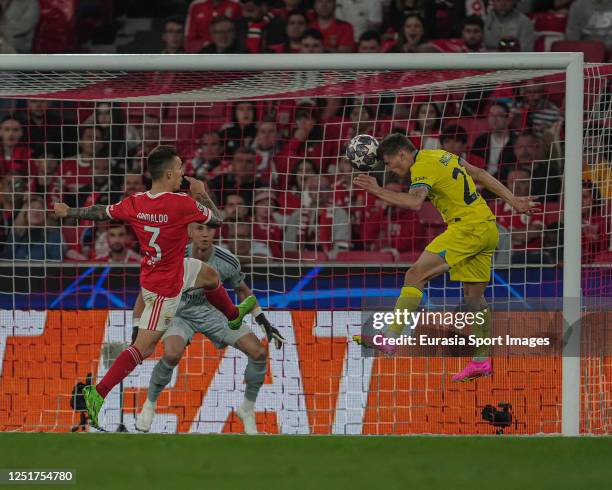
left=255, top=313, right=285, bottom=349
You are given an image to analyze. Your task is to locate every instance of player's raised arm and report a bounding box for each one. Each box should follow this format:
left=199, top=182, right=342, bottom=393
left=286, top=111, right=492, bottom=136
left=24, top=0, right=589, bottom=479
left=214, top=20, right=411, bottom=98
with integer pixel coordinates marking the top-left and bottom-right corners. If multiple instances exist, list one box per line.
left=353, top=174, right=428, bottom=211
left=185, top=176, right=223, bottom=228
left=53, top=202, right=111, bottom=221
left=461, top=159, right=540, bottom=215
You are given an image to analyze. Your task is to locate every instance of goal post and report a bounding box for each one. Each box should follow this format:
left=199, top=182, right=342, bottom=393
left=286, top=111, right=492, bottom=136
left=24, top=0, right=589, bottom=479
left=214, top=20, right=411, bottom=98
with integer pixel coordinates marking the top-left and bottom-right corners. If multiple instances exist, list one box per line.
left=0, top=52, right=596, bottom=435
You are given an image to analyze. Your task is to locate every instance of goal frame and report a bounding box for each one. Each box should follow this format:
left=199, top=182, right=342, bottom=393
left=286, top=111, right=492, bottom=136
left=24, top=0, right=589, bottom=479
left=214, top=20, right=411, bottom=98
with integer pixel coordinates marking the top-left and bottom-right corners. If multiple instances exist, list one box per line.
left=0, top=52, right=584, bottom=436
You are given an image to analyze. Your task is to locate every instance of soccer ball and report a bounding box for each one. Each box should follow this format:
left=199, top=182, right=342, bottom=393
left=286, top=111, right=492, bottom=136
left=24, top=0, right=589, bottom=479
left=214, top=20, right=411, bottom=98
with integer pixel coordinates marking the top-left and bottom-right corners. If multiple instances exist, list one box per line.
left=345, top=134, right=379, bottom=171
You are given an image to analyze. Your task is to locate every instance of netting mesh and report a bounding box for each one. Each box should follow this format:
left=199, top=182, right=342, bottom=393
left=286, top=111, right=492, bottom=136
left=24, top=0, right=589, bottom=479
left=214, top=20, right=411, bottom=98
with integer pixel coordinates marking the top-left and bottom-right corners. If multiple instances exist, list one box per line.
left=0, top=62, right=611, bottom=434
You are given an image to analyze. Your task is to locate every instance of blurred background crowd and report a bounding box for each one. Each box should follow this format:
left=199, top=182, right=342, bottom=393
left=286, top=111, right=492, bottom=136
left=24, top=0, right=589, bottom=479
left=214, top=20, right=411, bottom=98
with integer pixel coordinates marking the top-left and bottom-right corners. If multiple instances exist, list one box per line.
left=0, top=0, right=610, bottom=266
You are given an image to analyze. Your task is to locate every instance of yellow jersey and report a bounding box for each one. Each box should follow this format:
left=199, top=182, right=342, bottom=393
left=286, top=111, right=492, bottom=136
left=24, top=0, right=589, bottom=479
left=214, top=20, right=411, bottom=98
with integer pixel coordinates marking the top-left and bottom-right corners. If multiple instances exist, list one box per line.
left=409, top=149, right=495, bottom=225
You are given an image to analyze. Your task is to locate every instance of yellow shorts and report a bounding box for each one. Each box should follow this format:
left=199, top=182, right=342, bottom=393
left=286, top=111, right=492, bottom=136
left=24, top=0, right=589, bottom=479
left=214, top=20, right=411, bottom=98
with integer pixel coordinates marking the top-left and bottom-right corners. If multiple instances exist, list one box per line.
left=425, top=220, right=499, bottom=283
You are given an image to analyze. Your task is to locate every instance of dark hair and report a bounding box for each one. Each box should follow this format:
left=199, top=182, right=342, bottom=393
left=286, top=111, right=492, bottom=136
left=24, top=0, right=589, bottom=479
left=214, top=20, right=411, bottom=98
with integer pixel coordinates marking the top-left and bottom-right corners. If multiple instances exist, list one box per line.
left=231, top=101, right=256, bottom=124
left=288, top=158, right=318, bottom=190
left=414, top=102, right=441, bottom=132
left=287, top=8, right=308, bottom=22
left=0, top=113, right=23, bottom=125
left=147, top=145, right=179, bottom=181
left=462, top=15, right=484, bottom=30
left=377, top=133, right=416, bottom=162
left=209, top=15, right=235, bottom=31
left=516, top=130, right=537, bottom=141
left=79, top=125, right=104, bottom=138
left=440, top=124, right=468, bottom=145
left=490, top=100, right=511, bottom=114
left=301, top=28, right=324, bottom=43
left=399, top=14, right=425, bottom=46
left=358, top=30, right=382, bottom=45
left=163, top=15, right=184, bottom=29
left=233, top=146, right=257, bottom=157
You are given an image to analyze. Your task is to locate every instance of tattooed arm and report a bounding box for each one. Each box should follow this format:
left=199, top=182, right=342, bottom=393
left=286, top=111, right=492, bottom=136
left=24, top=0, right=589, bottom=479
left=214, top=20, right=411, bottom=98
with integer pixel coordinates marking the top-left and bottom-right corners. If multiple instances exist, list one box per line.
left=53, top=203, right=111, bottom=221
left=353, top=174, right=429, bottom=211
left=185, top=176, right=223, bottom=228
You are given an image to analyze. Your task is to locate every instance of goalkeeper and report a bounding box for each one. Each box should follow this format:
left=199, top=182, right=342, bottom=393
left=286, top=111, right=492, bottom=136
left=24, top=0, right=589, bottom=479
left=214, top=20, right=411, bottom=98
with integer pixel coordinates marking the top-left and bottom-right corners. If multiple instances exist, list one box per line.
left=353, top=134, right=539, bottom=382
left=135, top=223, right=284, bottom=434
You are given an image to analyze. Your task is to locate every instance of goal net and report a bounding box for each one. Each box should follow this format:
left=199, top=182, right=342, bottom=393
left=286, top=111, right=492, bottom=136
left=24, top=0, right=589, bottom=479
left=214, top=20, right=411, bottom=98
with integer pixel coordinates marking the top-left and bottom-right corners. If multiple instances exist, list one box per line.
left=0, top=54, right=610, bottom=435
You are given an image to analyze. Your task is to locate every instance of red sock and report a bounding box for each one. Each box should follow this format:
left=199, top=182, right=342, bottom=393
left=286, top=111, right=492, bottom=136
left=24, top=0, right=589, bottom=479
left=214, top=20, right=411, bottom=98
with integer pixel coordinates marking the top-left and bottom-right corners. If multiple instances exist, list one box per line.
left=96, top=346, right=143, bottom=398
left=204, top=282, right=239, bottom=320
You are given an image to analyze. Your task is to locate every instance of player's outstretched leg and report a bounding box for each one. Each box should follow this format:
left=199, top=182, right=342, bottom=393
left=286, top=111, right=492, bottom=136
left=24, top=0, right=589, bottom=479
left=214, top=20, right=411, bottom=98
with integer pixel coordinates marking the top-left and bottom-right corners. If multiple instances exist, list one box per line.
left=136, top=335, right=186, bottom=432
left=354, top=251, right=449, bottom=354
left=452, top=282, right=493, bottom=382
left=196, top=263, right=256, bottom=329
left=234, top=333, right=267, bottom=435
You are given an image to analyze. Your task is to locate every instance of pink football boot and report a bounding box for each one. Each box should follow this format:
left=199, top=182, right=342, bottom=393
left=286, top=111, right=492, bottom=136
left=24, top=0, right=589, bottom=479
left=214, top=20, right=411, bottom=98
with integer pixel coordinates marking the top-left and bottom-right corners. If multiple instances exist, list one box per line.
left=451, top=358, right=493, bottom=382
left=352, top=335, right=397, bottom=355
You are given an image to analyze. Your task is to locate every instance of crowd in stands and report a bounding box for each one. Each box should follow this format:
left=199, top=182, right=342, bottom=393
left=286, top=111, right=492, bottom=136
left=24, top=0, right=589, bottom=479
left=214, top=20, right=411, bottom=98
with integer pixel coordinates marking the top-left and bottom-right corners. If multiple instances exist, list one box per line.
left=0, top=0, right=610, bottom=266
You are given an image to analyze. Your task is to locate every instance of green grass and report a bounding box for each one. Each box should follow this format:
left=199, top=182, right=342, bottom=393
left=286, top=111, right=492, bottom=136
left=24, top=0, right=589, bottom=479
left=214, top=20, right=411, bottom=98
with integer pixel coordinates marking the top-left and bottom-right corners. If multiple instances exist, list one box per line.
left=0, top=434, right=611, bottom=490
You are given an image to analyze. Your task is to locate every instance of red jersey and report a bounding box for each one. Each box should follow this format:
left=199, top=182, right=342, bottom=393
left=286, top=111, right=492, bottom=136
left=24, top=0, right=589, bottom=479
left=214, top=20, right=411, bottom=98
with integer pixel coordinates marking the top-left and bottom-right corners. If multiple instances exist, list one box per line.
left=61, top=157, right=92, bottom=193
left=185, top=0, right=242, bottom=52
left=106, top=191, right=212, bottom=297
left=310, top=18, right=354, bottom=52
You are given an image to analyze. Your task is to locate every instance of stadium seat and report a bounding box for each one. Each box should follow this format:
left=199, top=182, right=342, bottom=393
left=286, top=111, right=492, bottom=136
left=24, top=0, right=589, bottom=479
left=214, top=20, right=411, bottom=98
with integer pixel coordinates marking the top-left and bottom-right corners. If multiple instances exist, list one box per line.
left=551, top=40, right=606, bottom=63
left=591, top=250, right=612, bottom=264
left=334, top=251, right=396, bottom=263
left=532, top=12, right=567, bottom=52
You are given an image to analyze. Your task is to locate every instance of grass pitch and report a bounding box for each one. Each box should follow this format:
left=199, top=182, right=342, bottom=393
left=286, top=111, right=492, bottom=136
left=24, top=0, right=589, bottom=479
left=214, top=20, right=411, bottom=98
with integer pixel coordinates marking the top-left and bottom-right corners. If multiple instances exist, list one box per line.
left=0, top=434, right=610, bottom=490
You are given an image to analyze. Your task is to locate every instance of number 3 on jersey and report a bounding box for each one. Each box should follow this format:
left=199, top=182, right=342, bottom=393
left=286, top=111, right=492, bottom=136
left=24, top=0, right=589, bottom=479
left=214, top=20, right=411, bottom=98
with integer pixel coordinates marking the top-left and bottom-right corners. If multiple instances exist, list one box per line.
left=452, top=166, right=479, bottom=205
left=144, top=225, right=162, bottom=262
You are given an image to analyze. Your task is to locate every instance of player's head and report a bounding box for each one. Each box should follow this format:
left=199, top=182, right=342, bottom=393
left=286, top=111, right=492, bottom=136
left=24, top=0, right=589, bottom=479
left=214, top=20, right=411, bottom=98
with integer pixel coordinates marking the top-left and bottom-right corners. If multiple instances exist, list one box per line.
left=189, top=222, right=216, bottom=252
left=107, top=222, right=128, bottom=254
left=147, top=145, right=183, bottom=191
left=377, top=133, right=417, bottom=177
left=440, top=125, right=468, bottom=156
left=462, top=15, right=484, bottom=50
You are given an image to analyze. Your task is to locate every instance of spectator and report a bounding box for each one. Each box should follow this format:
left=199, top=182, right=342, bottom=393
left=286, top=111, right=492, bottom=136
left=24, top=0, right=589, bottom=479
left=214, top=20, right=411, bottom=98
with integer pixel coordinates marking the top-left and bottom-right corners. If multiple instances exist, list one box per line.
left=484, top=0, right=535, bottom=52
left=566, top=0, right=612, bottom=49
left=209, top=146, right=265, bottom=205
left=23, top=100, right=63, bottom=158
left=269, top=9, right=308, bottom=52
left=357, top=30, right=383, bottom=53
left=280, top=158, right=318, bottom=210
left=199, top=16, right=249, bottom=54
left=582, top=125, right=612, bottom=199
left=1, top=194, right=63, bottom=261
left=310, top=0, right=354, bottom=52
left=223, top=220, right=272, bottom=261
left=283, top=174, right=350, bottom=256
left=86, top=102, right=139, bottom=159
left=0, top=173, right=14, bottom=248
left=185, top=0, right=242, bottom=53
left=386, top=0, right=437, bottom=40
left=61, top=126, right=107, bottom=194
left=300, top=27, right=325, bottom=53
left=493, top=168, right=546, bottom=264
left=440, top=125, right=469, bottom=161
left=222, top=193, right=249, bottom=221
left=335, top=0, right=382, bottom=41
left=512, top=131, right=562, bottom=201
left=186, top=130, right=224, bottom=178
left=273, top=0, right=308, bottom=18
left=161, top=16, right=185, bottom=54
left=0, top=115, right=32, bottom=176
left=410, top=102, right=441, bottom=149
left=251, top=116, right=281, bottom=179
left=472, top=101, right=516, bottom=178
left=0, top=0, right=40, bottom=53
left=237, top=0, right=286, bottom=53
left=251, top=188, right=283, bottom=257
left=124, top=172, right=145, bottom=197
left=511, top=84, right=563, bottom=136
left=134, top=114, right=163, bottom=158
left=461, top=15, right=485, bottom=52
left=387, top=14, right=436, bottom=53
left=32, top=153, right=62, bottom=207
left=94, top=222, right=140, bottom=263
left=70, top=158, right=123, bottom=209
left=219, top=101, right=258, bottom=157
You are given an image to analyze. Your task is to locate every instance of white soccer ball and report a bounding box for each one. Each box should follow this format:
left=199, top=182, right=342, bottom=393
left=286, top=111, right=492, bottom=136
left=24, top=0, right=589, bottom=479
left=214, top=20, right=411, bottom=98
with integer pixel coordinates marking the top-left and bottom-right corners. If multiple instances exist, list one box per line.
left=346, top=134, right=379, bottom=171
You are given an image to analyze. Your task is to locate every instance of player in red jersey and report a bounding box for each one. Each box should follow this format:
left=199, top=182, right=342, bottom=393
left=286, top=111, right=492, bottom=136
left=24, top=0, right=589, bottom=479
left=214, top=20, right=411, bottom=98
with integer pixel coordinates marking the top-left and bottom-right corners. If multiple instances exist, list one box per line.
left=54, top=145, right=257, bottom=428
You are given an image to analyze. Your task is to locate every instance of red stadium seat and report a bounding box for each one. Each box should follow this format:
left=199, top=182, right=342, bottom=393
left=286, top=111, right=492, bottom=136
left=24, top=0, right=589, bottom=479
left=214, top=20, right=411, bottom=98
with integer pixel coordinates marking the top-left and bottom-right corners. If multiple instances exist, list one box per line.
left=542, top=201, right=562, bottom=226
left=334, top=251, right=396, bottom=263
left=592, top=251, right=612, bottom=264
left=456, top=117, right=488, bottom=148
left=532, top=12, right=568, bottom=52
left=398, top=251, right=420, bottom=263
left=551, top=40, right=606, bottom=63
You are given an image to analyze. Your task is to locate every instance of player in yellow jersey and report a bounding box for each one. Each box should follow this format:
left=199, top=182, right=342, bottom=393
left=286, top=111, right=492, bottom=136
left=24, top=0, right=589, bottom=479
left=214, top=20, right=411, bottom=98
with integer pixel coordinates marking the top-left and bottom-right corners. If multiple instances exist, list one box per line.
left=353, top=133, right=539, bottom=381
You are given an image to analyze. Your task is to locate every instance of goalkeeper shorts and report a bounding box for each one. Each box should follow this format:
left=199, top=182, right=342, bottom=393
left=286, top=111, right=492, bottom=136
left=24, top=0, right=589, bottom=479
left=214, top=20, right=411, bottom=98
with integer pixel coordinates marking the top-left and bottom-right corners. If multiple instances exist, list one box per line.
left=425, top=220, right=499, bottom=283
